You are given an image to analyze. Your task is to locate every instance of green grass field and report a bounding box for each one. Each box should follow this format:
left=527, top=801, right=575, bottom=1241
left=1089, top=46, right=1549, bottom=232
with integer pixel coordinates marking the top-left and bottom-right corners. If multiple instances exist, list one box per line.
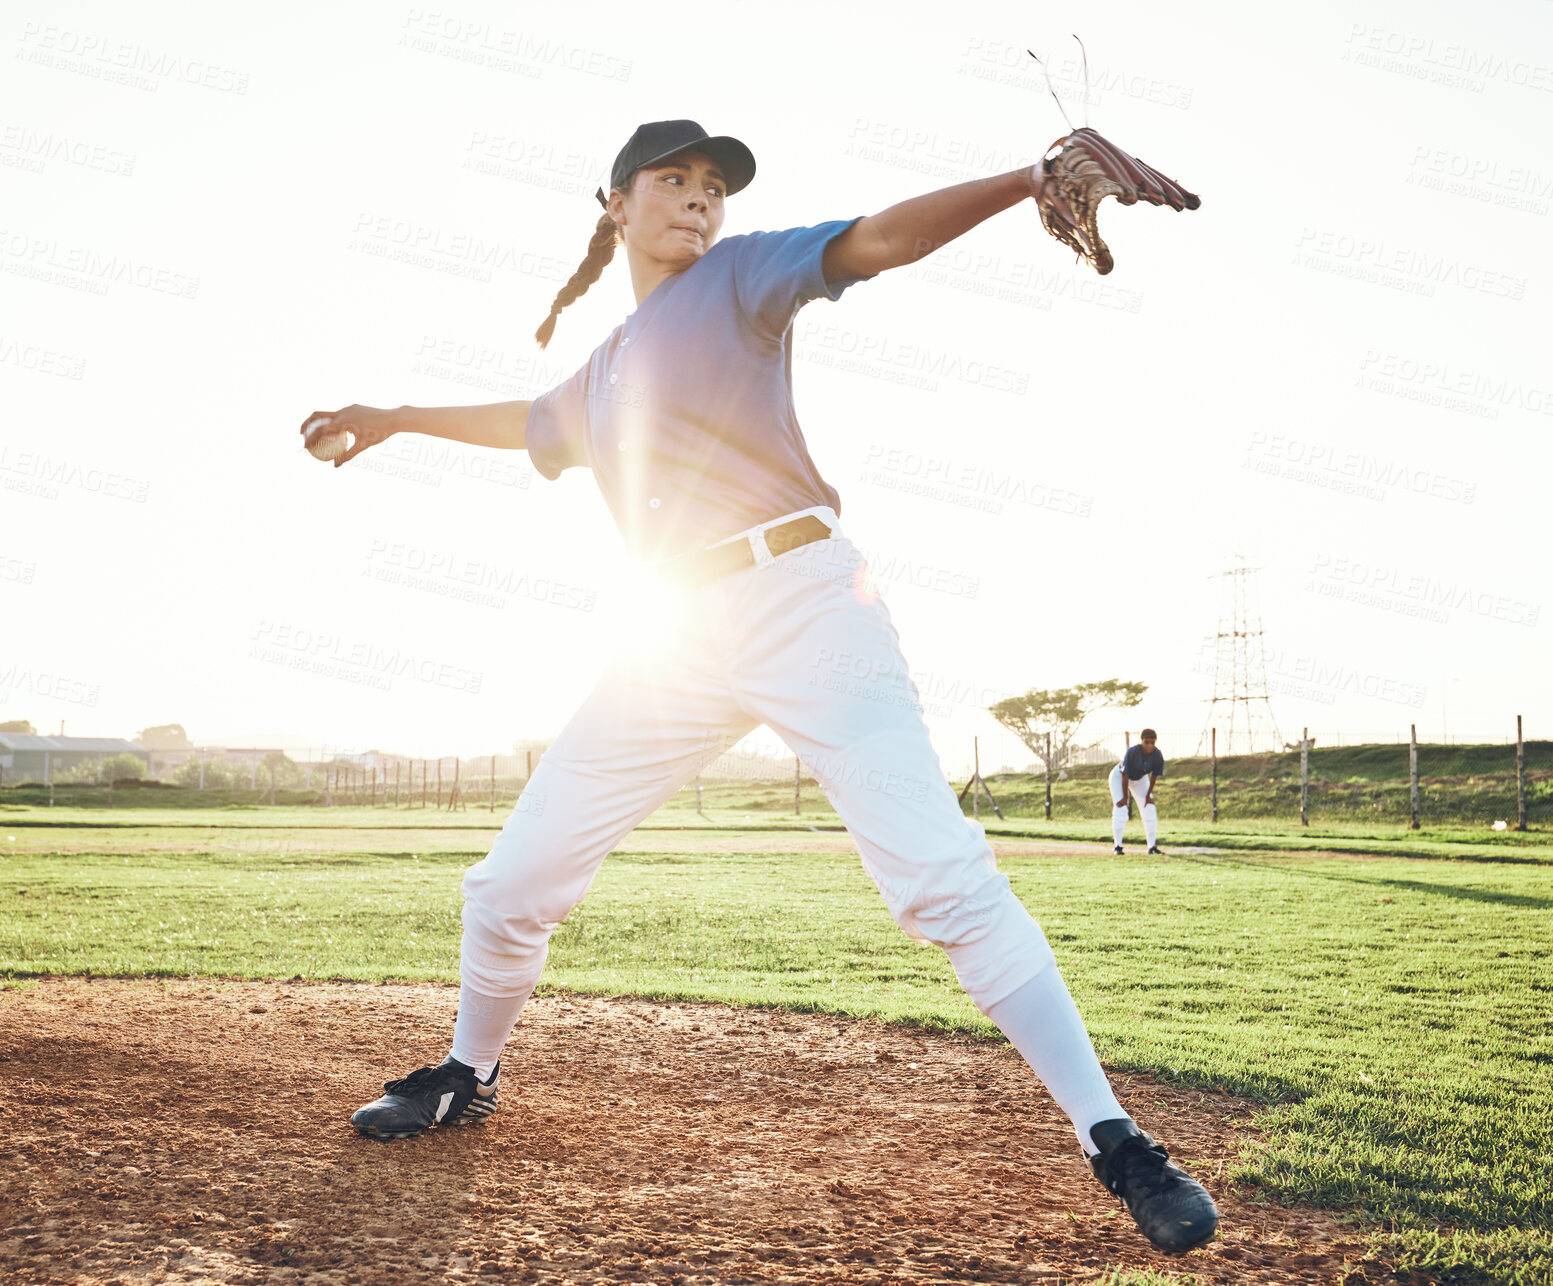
left=2, top=802, right=1550, bottom=1283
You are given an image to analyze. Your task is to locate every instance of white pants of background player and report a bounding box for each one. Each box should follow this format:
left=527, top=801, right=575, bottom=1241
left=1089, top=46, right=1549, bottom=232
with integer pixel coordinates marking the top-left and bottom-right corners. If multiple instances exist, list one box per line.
left=450, top=505, right=1127, bottom=1152
left=1108, top=764, right=1157, bottom=849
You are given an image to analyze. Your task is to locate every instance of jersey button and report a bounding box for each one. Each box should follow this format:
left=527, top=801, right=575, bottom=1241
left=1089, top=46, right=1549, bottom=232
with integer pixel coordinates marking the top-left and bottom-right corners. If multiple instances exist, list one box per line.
left=649, top=497, right=661, bottom=509
left=609, top=373, right=619, bottom=384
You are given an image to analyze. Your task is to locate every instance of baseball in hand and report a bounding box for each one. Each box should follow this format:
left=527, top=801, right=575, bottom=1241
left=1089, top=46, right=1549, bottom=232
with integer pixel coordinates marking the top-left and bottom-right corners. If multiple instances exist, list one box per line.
left=302, top=414, right=350, bottom=462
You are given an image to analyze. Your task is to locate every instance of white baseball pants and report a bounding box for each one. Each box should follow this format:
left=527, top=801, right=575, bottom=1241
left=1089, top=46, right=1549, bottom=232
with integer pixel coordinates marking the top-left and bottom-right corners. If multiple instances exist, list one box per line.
left=452, top=506, right=1125, bottom=1148
left=1108, top=764, right=1157, bottom=848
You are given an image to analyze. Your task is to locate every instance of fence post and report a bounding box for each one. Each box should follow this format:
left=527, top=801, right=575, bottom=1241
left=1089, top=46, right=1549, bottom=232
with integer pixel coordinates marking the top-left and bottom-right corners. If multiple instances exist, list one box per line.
left=1211, top=727, right=1218, bottom=823
left=1044, top=731, right=1052, bottom=821
left=250, top=754, right=257, bottom=791
left=436, top=757, right=443, bottom=811
left=1517, top=714, right=1527, bottom=831
left=1300, top=727, right=1309, bottom=827
left=1123, top=731, right=1133, bottom=819
left=972, top=736, right=980, bottom=820
left=794, top=756, right=801, bottom=816
left=695, top=774, right=703, bottom=816
left=490, top=754, right=496, bottom=813
left=1409, top=723, right=1420, bottom=830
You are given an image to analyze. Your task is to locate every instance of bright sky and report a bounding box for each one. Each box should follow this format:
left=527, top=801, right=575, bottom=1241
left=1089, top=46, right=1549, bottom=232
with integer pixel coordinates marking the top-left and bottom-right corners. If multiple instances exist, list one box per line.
left=2, top=0, right=1548, bottom=772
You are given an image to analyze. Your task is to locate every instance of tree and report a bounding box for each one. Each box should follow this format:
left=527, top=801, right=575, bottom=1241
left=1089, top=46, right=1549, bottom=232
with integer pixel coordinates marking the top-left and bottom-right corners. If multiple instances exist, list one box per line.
left=0, top=720, right=35, bottom=734
left=137, top=723, right=193, bottom=749
left=174, top=757, right=237, bottom=789
left=260, top=750, right=306, bottom=792
left=100, top=752, right=147, bottom=782
left=988, top=679, right=1148, bottom=773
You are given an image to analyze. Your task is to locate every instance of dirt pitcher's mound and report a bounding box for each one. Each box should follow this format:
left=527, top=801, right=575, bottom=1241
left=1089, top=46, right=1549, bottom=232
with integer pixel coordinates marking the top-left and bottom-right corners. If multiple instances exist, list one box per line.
left=0, top=979, right=1380, bottom=1285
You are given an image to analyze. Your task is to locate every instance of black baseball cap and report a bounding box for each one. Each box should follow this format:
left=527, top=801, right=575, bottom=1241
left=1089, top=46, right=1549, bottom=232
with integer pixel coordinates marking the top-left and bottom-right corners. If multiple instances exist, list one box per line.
left=594, top=119, right=756, bottom=209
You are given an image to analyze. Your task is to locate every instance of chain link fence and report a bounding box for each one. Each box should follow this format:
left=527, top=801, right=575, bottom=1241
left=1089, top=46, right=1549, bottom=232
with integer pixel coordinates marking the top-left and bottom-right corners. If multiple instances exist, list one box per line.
left=1, top=724, right=1540, bottom=828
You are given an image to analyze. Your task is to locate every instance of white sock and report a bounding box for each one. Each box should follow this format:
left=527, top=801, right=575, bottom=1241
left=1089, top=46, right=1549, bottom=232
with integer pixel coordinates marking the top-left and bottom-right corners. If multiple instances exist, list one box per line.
left=984, top=966, right=1128, bottom=1155
left=1112, top=803, right=1128, bottom=847
left=449, top=981, right=535, bottom=1079
left=1144, top=802, right=1158, bottom=848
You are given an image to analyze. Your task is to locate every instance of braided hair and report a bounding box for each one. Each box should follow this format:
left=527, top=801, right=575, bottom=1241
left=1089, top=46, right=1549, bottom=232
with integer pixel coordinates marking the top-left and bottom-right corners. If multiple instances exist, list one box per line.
left=535, top=209, right=622, bottom=349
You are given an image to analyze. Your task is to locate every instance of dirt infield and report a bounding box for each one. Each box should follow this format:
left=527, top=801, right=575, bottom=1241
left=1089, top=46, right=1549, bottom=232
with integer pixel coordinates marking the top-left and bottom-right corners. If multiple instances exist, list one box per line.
left=0, top=979, right=1388, bottom=1285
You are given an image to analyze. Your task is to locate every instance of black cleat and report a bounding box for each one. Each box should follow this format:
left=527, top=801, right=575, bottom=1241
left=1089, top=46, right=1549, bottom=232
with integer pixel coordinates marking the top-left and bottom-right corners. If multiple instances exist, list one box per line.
left=1148, top=845, right=1165, bottom=855
left=1114, top=845, right=1124, bottom=855
left=1088, top=1118, right=1218, bottom=1252
left=351, top=1057, right=499, bottom=1140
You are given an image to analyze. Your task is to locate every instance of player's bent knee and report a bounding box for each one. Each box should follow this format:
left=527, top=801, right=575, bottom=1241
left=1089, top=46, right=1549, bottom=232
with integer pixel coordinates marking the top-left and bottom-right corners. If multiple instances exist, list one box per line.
left=460, top=931, right=548, bottom=996
left=880, top=867, right=1058, bottom=1010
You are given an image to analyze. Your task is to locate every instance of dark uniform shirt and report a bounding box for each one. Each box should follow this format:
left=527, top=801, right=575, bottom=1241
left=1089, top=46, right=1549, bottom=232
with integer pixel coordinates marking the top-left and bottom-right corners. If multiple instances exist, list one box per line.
left=1121, top=745, right=1164, bottom=782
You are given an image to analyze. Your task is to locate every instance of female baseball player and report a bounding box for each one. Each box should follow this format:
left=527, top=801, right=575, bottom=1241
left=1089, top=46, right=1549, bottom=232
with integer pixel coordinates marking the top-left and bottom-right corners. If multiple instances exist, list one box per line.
left=311, top=119, right=1215, bottom=1252
left=1110, top=729, right=1165, bottom=855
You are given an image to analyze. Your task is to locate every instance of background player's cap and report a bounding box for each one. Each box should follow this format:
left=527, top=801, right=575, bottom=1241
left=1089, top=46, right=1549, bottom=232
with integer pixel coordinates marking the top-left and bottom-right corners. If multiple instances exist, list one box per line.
left=594, top=119, right=756, bottom=209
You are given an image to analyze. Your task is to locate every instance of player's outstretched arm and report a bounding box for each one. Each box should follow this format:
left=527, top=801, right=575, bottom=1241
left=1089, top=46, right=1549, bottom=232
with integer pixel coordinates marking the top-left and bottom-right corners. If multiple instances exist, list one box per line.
left=300, top=400, right=531, bottom=469
left=394, top=401, right=531, bottom=452
left=821, top=167, right=1042, bottom=285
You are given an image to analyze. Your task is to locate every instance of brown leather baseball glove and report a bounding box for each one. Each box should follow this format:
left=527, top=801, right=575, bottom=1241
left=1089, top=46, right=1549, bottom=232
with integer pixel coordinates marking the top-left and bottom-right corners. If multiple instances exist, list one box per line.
left=1036, top=127, right=1201, bottom=275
